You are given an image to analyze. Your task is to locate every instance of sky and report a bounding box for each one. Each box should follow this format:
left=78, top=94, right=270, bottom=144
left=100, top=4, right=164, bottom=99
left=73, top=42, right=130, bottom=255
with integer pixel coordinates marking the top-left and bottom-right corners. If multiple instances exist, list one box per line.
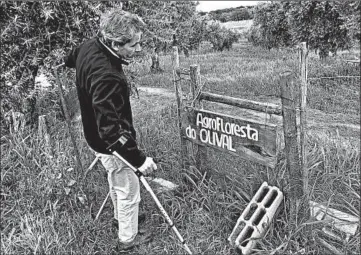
left=196, top=1, right=262, bottom=12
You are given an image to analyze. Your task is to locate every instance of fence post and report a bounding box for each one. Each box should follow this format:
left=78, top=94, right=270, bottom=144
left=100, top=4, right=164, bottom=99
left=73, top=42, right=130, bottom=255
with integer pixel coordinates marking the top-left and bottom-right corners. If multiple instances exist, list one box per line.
left=11, top=111, right=25, bottom=133
left=280, top=71, right=305, bottom=226
left=299, top=42, right=308, bottom=195
left=172, top=46, right=187, bottom=168
left=38, top=115, right=52, bottom=155
left=190, top=65, right=207, bottom=172
left=55, top=70, right=84, bottom=173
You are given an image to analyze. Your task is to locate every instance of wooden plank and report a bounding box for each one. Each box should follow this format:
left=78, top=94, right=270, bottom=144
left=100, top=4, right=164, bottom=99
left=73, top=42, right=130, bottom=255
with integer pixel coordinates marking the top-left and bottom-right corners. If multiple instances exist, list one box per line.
left=199, top=92, right=282, bottom=116
left=310, top=200, right=359, bottom=237
left=181, top=107, right=278, bottom=168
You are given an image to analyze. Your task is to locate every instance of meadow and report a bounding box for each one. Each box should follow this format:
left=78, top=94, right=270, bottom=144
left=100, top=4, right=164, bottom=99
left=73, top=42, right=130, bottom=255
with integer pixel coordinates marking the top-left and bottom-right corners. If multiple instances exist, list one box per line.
left=1, top=41, right=360, bottom=254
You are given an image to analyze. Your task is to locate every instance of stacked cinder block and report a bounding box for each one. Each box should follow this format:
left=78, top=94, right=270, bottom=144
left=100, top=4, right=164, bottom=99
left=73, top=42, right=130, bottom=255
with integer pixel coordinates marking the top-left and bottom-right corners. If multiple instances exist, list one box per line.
left=228, top=182, right=283, bottom=255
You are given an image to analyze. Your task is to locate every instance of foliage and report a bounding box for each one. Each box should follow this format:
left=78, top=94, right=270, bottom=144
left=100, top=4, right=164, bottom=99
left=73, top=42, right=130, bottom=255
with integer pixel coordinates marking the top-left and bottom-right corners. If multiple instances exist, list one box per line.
left=285, top=1, right=352, bottom=59
left=248, top=2, right=292, bottom=50
left=203, top=21, right=239, bottom=51
left=0, top=1, right=204, bottom=124
left=121, top=1, right=203, bottom=54
left=249, top=2, right=290, bottom=49
left=248, top=1, right=360, bottom=58
left=0, top=1, right=118, bottom=121
left=208, top=6, right=254, bottom=22
left=335, top=1, right=361, bottom=42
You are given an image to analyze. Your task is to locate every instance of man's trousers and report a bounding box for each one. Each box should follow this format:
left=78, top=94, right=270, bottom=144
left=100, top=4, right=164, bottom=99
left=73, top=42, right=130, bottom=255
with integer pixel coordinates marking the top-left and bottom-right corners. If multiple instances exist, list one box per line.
left=95, top=152, right=141, bottom=243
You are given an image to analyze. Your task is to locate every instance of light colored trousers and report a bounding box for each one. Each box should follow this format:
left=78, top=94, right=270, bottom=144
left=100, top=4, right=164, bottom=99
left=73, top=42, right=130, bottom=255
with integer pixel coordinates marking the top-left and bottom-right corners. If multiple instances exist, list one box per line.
left=95, top=152, right=141, bottom=243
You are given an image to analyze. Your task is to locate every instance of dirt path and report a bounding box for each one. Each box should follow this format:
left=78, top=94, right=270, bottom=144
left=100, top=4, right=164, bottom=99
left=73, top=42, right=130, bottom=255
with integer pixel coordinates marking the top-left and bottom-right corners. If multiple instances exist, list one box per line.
left=138, top=86, right=174, bottom=98
left=136, top=86, right=360, bottom=138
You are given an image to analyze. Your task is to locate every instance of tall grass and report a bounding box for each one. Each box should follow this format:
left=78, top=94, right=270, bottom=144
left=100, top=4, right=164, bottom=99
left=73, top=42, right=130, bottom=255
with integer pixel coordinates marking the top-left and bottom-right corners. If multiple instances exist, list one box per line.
left=1, top=42, right=359, bottom=254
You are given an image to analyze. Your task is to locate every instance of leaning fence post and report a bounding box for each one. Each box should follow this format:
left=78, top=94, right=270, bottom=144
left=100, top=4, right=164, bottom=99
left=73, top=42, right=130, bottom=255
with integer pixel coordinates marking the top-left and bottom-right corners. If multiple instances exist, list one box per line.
left=172, top=46, right=187, bottom=168
left=189, top=65, right=207, bottom=171
left=280, top=71, right=304, bottom=226
left=299, top=42, right=308, bottom=195
left=55, top=70, right=84, bottom=173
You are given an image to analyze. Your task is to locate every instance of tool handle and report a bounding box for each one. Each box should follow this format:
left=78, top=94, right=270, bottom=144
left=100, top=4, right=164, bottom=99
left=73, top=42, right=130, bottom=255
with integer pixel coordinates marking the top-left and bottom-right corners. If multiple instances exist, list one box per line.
left=95, top=192, right=110, bottom=221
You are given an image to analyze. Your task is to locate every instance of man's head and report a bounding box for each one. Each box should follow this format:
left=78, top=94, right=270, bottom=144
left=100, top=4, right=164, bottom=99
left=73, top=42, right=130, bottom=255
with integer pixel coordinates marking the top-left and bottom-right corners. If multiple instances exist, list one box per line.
left=99, top=9, right=145, bottom=60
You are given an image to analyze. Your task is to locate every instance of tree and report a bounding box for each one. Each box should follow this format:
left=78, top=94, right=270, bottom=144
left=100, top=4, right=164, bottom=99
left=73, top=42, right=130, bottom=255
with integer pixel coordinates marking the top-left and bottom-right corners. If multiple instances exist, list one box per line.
left=0, top=1, right=202, bottom=120
left=203, top=21, right=239, bottom=51
left=1, top=1, right=117, bottom=124
left=285, top=1, right=352, bottom=58
left=248, top=1, right=358, bottom=58
left=230, top=8, right=252, bottom=21
left=249, top=2, right=292, bottom=50
left=336, top=1, right=360, bottom=43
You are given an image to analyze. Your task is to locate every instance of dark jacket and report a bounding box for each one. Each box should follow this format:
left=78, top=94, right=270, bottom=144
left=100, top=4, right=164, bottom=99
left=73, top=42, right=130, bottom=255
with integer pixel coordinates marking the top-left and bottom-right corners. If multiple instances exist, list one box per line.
left=64, top=38, right=146, bottom=167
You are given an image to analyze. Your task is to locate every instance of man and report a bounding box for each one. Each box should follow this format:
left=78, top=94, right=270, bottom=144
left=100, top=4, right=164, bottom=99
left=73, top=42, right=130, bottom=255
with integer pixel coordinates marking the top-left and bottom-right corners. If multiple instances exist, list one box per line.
left=64, top=9, right=157, bottom=251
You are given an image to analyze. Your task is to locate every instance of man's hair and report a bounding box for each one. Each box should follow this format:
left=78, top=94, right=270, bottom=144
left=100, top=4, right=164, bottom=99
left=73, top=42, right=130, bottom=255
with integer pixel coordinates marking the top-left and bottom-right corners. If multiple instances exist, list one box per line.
left=98, top=9, right=145, bottom=45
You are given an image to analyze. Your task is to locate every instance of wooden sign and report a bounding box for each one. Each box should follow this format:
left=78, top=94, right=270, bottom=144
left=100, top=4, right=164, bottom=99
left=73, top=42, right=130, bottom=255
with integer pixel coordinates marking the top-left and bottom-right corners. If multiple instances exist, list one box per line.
left=181, top=107, right=278, bottom=168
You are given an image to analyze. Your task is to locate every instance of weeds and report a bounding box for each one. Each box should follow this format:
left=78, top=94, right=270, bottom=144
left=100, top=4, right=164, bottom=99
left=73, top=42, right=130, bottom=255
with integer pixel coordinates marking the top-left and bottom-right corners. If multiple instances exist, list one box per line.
left=1, top=42, right=360, bottom=254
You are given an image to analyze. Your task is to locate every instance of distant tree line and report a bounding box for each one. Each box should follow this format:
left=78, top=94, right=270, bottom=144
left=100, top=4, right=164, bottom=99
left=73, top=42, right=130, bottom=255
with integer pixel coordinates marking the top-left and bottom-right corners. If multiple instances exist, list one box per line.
left=199, top=6, right=254, bottom=22
left=248, top=1, right=360, bottom=59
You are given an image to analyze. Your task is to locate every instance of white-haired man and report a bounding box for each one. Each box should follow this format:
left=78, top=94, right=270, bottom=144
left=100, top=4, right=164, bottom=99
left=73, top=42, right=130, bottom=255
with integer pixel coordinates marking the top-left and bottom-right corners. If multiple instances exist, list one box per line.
left=64, top=9, right=157, bottom=251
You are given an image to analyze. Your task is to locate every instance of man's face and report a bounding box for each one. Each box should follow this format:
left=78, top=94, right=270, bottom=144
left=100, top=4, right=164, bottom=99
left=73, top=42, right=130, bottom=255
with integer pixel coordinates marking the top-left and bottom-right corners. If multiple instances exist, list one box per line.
left=113, top=32, right=142, bottom=60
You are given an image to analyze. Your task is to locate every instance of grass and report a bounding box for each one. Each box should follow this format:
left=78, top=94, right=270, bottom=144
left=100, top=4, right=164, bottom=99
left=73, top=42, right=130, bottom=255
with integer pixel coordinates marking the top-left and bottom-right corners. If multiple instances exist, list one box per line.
left=1, top=41, right=360, bottom=254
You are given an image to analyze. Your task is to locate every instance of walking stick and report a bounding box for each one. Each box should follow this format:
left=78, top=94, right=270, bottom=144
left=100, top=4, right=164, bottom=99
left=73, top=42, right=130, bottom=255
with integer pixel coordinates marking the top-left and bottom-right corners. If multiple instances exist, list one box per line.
left=112, top=151, right=192, bottom=255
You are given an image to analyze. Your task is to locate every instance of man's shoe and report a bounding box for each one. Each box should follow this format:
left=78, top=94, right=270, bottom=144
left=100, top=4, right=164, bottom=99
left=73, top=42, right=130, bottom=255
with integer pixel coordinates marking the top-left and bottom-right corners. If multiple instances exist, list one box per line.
left=115, top=230, right=153, bottom=253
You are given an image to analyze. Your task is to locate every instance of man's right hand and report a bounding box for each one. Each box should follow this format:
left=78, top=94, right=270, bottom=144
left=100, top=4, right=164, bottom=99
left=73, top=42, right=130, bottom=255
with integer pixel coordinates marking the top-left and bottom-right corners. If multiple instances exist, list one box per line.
left=138, top=157, right=157, bottom=176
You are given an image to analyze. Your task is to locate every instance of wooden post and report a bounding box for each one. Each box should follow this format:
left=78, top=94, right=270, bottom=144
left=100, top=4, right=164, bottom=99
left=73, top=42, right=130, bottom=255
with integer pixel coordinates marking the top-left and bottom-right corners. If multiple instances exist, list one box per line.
left=299, top=42, right=308, bottom=194
left=190, top=65, right=207, bottom=171
left=55, top=70, right=84, bottom=172
left=172, top=46, right=187, bottom=168
left=38, top=115, right=52, bottom=155
left=11, top=111, right=25, bottom=133
left=280, top=71, right=304, bottom=226
left=172, top=46, right=180, bottom=70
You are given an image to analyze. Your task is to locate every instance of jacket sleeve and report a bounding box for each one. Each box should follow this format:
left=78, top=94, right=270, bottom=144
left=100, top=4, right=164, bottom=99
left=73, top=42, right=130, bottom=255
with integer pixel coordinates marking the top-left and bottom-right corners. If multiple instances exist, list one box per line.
left=91, top=74, right=146, bottom=168
left=64, top=47, right=80, bottom=68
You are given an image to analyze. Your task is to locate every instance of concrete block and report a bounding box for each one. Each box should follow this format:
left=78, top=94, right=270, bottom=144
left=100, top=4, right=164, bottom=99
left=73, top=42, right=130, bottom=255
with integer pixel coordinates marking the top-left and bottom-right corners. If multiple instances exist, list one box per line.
left=228, top=182, right=283, bottom=255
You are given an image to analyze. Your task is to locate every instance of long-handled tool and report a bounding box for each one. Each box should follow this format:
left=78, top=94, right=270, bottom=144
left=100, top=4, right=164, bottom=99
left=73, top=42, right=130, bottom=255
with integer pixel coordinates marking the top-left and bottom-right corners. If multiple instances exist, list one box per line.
left=91, top=155, right=179, bottom=222
left=112, top=151, right=193, bottom=255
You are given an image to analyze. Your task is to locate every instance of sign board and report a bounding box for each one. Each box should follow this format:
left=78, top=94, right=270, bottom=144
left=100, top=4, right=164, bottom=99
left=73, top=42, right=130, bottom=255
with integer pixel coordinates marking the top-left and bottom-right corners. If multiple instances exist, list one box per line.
left=181, top=108, right=278, bottom=168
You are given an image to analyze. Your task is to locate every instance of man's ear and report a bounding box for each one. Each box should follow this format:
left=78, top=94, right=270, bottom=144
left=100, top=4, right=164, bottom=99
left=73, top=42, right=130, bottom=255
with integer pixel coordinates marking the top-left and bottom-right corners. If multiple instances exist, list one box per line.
left=111, top=41, right=120, bottom=51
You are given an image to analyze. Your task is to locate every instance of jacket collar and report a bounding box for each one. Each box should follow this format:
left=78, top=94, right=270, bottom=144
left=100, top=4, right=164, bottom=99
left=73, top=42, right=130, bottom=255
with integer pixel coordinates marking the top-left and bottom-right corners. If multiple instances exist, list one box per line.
left=96, top=38, right=129, bottom=66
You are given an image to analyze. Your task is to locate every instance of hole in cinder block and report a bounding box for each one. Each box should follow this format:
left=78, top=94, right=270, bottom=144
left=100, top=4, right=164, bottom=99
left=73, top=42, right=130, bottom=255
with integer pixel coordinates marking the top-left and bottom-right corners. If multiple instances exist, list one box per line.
left=253, top=208, right=266, bottom=226
left=264, top=190, right=278, bottom=208
left=240, top=226, right=254, bottom=247
left=230, top=221, right=246, bottom=244
left=256, top=186, right=269, bottom=203
left=244, top=203, right=257, bottom=221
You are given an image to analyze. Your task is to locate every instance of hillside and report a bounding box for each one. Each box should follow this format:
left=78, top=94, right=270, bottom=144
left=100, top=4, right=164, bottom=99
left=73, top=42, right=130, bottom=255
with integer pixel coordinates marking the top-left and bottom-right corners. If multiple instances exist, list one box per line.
left=219, top=19, right=253, bottom=34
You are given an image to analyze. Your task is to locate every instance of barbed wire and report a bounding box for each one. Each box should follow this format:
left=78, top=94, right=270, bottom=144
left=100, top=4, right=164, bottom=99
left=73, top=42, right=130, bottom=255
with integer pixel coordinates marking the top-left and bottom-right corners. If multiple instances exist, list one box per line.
left=308, top=75, right=360, bottom=80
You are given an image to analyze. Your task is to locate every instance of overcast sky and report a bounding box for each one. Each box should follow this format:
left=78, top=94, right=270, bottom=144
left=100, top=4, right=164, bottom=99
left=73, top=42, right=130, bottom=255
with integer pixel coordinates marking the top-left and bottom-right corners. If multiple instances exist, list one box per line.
left=196, top=1, right=262, bottom=12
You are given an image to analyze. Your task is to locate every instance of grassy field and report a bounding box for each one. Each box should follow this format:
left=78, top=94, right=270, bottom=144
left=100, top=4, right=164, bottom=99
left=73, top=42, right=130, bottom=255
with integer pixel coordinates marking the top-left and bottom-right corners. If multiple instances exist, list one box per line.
left=1, top=42, right=360, bottom=254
